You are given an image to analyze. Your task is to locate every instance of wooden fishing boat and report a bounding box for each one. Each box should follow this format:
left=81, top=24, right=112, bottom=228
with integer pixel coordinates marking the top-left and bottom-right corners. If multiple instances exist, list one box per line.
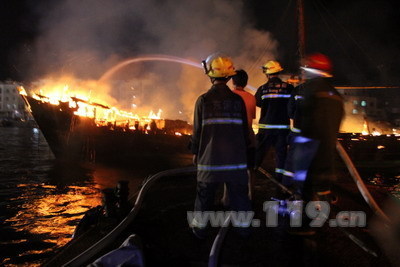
left=19, top=93, right=193, bottom=171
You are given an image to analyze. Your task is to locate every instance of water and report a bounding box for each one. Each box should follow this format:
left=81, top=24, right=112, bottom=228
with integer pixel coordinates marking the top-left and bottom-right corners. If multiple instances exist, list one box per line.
left=98, top=54, right=257, bottom=91
left=98, top=54, right=203, bottom=82
left=0, top=127, right=144, bottom=266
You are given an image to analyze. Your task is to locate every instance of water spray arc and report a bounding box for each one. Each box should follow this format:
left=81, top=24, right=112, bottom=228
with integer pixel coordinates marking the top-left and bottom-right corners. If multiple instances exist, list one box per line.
left=98, top=54, right=257, bottom=91
left=98, top=54, right=203, bottom=82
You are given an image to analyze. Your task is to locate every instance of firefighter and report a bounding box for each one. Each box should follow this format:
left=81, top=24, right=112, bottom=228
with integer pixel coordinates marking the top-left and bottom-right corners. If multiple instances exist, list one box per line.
left=190, top=53, right=252, bottom=239
left=254, top=61, right=294, bottom=182
left=292, top=53, right=344, bottom=202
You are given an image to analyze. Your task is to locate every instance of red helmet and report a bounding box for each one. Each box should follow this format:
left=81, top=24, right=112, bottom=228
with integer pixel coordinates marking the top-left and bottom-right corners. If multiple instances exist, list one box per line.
left=301, top=53, right=333, bottom=77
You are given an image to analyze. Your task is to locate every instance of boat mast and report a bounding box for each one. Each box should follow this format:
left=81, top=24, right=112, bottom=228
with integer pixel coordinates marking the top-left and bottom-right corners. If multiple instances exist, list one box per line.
left=297, top=0, right=306, bottom=67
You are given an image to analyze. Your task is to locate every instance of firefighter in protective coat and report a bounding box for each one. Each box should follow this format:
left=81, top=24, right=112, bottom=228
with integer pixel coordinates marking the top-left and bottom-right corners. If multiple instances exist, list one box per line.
left=292, top=53, right=344, bottom=202
left=255, top=61, right=294, bottom=181
left=190, top=53, right=252, bottom=239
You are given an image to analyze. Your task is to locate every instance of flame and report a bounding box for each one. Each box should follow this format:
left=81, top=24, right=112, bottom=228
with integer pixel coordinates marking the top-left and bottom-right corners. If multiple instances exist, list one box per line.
left=148, top=109, right=162, bottom=119
left=20, top=77, right=192, bottom=135
left=361, top=120, right=369, bottom=135
left=372, top=130, right=382, bottom=136
left=24, top=80, right=164, bottom=129
left=17, top=86, right=27, bottom=96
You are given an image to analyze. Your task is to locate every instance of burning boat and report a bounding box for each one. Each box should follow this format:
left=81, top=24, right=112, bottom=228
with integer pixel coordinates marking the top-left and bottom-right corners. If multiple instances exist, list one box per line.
left=18, top=85, right=193, bottom=170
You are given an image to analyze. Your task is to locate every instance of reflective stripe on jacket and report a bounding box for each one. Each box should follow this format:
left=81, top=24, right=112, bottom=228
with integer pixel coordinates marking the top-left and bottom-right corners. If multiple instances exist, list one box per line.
left=259, top=124, right=290, bottom=130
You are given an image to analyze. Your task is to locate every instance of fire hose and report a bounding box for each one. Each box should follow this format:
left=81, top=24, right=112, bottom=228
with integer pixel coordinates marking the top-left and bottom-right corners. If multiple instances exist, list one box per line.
left=335, top=141, right=390, bottom=223
left=208, top=213, right=231, bottom=267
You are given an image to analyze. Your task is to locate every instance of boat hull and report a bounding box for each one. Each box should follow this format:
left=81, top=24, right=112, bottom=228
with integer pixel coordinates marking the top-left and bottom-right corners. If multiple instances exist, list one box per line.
left=23, top=95, right=193, bottom=169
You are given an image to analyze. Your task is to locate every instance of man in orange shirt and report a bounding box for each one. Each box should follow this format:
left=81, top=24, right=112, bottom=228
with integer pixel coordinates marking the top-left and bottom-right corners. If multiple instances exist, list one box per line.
left=222, top=69, right=256, bottom=203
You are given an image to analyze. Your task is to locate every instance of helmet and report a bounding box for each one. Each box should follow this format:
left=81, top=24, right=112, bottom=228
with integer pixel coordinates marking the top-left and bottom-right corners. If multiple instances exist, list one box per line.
left=301, top=53, right=333, bottom=77
left=262, top=60, right=284, bottom=74
left=202, top=53, right=236, bottom=78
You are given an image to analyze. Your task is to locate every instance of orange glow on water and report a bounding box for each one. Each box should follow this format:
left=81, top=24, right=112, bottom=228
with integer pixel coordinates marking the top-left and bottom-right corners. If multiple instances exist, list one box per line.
left=5, top=183, right=102, bottom=253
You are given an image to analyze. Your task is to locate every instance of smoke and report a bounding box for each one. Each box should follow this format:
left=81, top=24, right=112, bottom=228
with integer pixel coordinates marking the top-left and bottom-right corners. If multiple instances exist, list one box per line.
left=23, top=0, right=279, bottom=121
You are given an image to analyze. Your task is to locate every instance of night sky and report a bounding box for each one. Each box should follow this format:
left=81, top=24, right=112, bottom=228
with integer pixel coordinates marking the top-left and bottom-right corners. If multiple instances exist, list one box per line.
left=1, top=0, right=400, bottom=86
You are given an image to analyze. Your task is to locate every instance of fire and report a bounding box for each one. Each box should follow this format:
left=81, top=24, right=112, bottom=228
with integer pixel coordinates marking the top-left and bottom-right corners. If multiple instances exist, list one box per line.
left=361, top=120, right=369, bottom=135
left=17, top=86, right=27, bottom=96
left=371, top=129, right=382, bottom=136
left=148, top=109, right=162, bottom=119
left=19, top=78, right=192, bottom=136
left=30, top=90, right=164, bottom=131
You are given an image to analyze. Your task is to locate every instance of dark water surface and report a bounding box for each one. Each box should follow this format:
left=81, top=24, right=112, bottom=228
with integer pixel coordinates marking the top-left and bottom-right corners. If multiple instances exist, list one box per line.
left=0, top=127, right=145, bottom=266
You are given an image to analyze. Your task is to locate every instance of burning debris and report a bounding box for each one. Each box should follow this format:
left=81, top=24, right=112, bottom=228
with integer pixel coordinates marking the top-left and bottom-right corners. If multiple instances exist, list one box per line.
left=18, top=84, right=192, bottom=136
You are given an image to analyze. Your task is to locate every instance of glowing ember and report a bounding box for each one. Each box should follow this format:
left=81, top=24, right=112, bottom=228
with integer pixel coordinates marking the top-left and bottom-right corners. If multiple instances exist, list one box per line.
left=372, top=130, right=382, bottom=136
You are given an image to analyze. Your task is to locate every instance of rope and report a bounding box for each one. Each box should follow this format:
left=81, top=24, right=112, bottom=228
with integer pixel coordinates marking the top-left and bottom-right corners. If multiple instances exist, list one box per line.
left=316, top=0, right=376, bottom=67
left=335, top=86, right=400, bottom=90
left=257, top=167, right=294, bottom=195
left=311, top=0, right=364, bottom=77
left=247, top=0, right=294, bottom=76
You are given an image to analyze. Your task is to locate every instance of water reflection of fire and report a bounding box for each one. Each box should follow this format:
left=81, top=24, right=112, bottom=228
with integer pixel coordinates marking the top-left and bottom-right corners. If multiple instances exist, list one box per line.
left=5, top=183, right=102, bottom=255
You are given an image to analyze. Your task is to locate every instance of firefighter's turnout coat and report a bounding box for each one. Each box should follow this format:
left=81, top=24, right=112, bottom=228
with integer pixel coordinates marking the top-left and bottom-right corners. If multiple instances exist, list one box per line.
left=191, top=83, right=249, bottom=185
left=294, top=77, right=344, bottom=197
left=255, top=77, right=294, bottom=131
left=254, top=77, right=293, bottom=173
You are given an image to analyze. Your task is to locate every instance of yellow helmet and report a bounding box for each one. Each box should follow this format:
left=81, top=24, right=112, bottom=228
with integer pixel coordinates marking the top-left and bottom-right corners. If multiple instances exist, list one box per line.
left=202, top=53, right=236, bottom=78
left=262, top=60, right=284, bottom=74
